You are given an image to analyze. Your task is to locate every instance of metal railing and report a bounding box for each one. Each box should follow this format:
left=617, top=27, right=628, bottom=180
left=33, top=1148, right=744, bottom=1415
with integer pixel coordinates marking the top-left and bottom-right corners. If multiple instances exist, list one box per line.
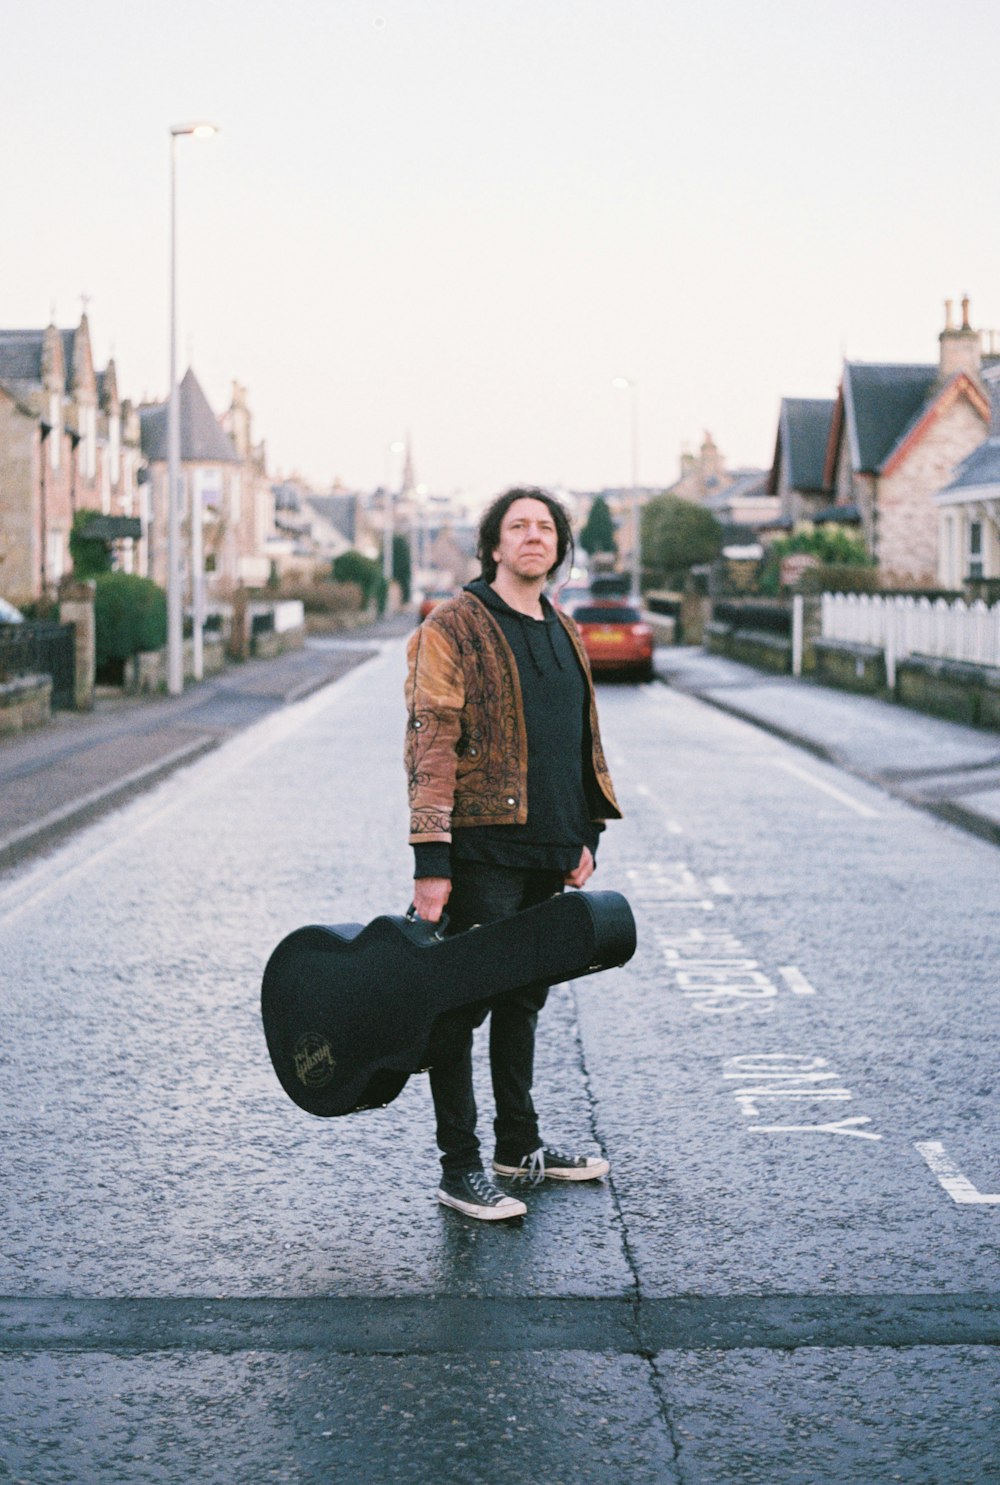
left=0, top=622, right=77, bottom=708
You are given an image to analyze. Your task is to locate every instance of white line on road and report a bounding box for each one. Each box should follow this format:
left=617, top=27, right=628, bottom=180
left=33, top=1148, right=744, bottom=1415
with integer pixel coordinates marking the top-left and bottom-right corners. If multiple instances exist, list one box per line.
left=778, top=966, right=817, bottom=996
left=772, top=758, right=881, bottom=818
left=634, top=784, right=684, bottom=832
left=750, top=1116, right=882, bottom=1140
left=914, top=1142, right=1000, bottom=1205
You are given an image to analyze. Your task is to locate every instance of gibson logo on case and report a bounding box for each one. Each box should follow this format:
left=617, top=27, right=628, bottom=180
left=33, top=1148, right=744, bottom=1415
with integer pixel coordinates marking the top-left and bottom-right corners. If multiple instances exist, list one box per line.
left=293, top=1034, right=337, bottom=1087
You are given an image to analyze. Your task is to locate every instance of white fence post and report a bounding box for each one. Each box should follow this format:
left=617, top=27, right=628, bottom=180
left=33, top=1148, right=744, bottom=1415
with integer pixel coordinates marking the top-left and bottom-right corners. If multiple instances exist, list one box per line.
left=792, top=594, right=804, bottom=677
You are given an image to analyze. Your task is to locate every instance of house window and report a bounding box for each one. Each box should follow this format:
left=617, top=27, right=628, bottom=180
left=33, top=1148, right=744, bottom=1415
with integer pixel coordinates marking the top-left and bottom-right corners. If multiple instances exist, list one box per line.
left=110, top=414, right=121, bottom=486
left=968, top=520, right=984, bottom=581
left=83, top=404, right=97, bottom=480
left=49, top=394, right=61, bottom=470
left=47, top=531, right=65, bottom=582
left=194, top=468, right=222, bottom=520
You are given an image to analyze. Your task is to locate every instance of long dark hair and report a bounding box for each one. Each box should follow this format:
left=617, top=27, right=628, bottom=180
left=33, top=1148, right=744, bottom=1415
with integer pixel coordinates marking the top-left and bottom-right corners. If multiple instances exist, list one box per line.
left=476, top=487, right=574, bottom=584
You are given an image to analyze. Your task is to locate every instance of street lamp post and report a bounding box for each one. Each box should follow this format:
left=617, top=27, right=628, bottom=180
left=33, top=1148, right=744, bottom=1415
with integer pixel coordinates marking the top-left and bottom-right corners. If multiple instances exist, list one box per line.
left=167, top=121, right=218, bottom=696
left=611, top=376, right=640, bottom=602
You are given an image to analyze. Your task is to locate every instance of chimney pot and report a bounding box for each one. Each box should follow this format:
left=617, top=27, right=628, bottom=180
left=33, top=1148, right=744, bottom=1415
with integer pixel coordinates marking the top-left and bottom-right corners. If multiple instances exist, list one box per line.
left=945, top=298, right=954, bottom=330
left=962, top=295, right=971, bottom=331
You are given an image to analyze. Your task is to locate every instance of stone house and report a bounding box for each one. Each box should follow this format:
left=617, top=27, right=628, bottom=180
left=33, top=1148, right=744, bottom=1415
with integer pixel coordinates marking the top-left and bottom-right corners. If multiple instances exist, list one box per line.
left=822, top=300, right=990, bottom=586
left=768, top=398, right=836, bottom=526
left=139, top=369, right=271, bottom=599
left=0, top=313, right=144, bottom=603
left=934, top=362, right=1000, bottom=589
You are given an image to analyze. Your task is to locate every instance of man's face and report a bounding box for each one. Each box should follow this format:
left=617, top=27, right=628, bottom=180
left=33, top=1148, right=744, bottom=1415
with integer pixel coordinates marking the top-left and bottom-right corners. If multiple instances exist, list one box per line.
left=492, top=498, right=559, bottom=583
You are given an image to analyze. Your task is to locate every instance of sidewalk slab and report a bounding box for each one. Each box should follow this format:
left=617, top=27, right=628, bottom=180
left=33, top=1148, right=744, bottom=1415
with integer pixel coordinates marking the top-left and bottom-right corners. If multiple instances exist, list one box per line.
left=654, top=646, right=1000, bottom=846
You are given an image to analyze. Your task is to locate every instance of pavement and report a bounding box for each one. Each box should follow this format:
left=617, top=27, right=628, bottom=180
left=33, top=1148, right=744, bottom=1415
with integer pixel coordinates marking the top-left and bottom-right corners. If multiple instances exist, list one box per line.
left=653, top=645, right=1000, bottom=849
left=0, top=616, right=410, bottom=873
left=3, top=624, right=1000, bottom=877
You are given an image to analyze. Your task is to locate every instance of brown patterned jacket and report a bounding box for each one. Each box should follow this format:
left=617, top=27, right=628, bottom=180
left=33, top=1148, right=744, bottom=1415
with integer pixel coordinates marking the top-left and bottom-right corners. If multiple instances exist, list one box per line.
left=405, top=589, right=621, bottom=845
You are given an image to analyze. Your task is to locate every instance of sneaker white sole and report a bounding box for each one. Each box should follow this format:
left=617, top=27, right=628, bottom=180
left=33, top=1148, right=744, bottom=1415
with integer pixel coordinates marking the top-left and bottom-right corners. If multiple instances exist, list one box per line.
left=493, top=1158, right=610, bottom=1182
left=437, top=1189, right=527, bottom=1220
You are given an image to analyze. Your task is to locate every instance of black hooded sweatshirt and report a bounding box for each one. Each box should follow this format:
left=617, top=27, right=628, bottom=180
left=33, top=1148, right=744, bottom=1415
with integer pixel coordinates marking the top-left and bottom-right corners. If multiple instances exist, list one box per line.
left=413, top=578, right=601, bottom=880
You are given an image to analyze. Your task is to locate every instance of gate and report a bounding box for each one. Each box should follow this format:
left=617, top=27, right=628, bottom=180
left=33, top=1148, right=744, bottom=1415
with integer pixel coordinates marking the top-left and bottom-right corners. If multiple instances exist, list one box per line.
left=0, top=622, right=77, bottom=709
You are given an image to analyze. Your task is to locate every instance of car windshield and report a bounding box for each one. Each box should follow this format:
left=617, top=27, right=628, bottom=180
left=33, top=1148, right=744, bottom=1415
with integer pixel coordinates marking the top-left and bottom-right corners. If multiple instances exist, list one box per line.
left=572, top=606, right=641, bottom=624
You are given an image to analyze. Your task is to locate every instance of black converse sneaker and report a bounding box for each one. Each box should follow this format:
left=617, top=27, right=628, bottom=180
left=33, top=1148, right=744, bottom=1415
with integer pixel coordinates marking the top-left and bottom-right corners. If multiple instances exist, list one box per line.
left=493, top=1146, right=610, bottom=1185
left=437, top=1168, right=528, bottom=1220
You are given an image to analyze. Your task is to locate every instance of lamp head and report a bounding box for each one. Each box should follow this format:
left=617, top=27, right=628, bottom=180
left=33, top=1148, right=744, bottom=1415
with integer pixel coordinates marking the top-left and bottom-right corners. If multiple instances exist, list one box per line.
left=171, top=122, right=219, bottom=139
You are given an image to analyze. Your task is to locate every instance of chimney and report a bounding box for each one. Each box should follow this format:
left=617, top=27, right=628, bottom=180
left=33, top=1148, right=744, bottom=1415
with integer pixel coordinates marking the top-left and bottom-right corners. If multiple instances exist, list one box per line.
left=939, top=294, right=981, bottom=382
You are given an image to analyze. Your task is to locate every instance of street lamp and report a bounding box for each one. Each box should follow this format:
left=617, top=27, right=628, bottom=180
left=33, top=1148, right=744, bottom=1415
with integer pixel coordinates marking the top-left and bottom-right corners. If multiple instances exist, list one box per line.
left=611, top=376, right=640, bottom=602
left=167, top=121, right=218, bottom=696
left=383, top=439, right=405, bottom=587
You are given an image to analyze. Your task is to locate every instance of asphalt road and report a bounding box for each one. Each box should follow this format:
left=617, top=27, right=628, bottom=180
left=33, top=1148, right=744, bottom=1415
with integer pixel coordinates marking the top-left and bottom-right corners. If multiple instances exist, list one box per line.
left=1, top=636, right=998, bottom=1483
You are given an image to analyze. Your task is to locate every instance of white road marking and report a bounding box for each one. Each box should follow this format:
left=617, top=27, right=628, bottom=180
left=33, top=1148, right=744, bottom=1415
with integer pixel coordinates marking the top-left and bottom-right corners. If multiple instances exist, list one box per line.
left=634, top=785, right=684, bottom=832
left=778, top=966, right=817, bottom=996
left=772, top=758, right=881, bottom=818
left=914, top=1142, right=1000, bottom=1205
left=750, top=1116, right=882, bottom=1141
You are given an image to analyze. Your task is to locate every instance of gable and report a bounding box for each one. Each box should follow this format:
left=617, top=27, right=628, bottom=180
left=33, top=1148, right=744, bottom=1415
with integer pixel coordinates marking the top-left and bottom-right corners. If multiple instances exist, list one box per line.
left=880, top=372, right=989, bottom=477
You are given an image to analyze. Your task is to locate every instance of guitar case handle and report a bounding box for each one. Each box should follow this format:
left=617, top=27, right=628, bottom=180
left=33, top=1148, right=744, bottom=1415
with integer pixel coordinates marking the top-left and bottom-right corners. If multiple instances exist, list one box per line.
left=404, top=904, right=449, bottom=942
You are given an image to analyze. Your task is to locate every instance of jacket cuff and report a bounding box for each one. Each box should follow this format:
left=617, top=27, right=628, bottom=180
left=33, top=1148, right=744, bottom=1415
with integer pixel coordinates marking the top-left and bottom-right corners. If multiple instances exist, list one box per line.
left=413, top=841, right=452, bottom=879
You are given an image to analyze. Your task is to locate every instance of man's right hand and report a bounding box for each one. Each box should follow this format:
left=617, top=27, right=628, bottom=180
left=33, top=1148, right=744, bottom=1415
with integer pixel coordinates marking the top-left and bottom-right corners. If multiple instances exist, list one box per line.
left=412, top=876, right=451, bottom=924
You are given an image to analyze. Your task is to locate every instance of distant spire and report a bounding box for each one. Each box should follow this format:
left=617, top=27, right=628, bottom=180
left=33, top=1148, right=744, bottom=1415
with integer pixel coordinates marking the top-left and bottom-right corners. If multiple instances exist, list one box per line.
left=402, top=433, right=416, bottom=497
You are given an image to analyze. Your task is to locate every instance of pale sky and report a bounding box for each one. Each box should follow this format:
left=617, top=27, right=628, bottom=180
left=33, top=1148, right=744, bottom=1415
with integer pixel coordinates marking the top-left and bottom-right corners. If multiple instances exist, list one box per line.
left=5, top=0, right=1000, bottom=500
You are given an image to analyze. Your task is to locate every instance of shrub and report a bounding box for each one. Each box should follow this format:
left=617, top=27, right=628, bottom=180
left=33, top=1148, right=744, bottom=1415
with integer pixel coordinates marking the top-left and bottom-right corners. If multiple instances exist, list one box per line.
left=331, top=550, right=388, bottom=614
left=757, top=524, right=874, bottom=596
left=642, top=494, right=725, bottom=589
left=70, top=508, right=113, bottom=578
left=94, top=573, right=167, bottom=672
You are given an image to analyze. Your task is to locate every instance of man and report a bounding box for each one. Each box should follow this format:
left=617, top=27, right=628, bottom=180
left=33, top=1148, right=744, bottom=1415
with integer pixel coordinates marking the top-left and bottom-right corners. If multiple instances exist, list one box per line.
left=405, top=488, right=622, bottom=1220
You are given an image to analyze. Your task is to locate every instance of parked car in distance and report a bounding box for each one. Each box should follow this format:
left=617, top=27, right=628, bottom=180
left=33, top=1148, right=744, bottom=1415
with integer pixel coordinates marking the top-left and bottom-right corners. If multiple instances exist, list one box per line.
left=589, top=572, right=631, bottom=603
left=552, top=582, right=591, bottom=612
left=0, top=597, right=25, bottom=624
left=417, top=588, right=456, bottom=623
left=570, top=603, right=654, bottom=681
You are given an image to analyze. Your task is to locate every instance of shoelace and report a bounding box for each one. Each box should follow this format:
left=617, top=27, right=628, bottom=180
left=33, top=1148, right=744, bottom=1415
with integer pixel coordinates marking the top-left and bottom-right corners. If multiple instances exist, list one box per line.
left=511, top=1147, right=547, bottom=1186
left=468, top=1169, right=505, bottom=1202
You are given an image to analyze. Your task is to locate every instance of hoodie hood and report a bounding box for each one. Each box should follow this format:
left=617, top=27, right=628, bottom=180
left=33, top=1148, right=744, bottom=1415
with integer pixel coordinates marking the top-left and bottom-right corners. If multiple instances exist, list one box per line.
left=464, top=578, right=565, bottom=676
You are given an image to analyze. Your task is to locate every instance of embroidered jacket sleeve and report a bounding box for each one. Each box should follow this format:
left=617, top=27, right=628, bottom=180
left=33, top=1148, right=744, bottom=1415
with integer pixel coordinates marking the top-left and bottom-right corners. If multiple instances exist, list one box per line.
left=405, top=619, right=466, bottom=844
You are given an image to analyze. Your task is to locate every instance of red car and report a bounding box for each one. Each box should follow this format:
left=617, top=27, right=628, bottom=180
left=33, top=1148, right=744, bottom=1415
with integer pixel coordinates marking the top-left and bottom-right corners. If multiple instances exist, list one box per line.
left=571, top=603, right=654, bottom=681
left=417, top=588, right=455, bottom=623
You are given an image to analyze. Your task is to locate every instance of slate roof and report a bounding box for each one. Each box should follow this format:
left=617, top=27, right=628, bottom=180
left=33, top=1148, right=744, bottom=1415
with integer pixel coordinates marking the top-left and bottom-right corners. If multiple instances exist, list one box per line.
left=702, top=468, right=769, bottom=513
left=0, top=330, right=46, bottom=388
left=940, top=436, right=1000, bottom=495
left=304, top=493, right=358, bottom=543
left=841, top=363, right=939, bottom=473
left=140, top=369, right=239, bottom=464
left=769, top=397, right=835, bottom=493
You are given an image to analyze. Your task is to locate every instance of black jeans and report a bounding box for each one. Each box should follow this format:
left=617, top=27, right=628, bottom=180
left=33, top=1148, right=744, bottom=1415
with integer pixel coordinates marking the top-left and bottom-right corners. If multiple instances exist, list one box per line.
left=426, top=861, right=565, bottom=1178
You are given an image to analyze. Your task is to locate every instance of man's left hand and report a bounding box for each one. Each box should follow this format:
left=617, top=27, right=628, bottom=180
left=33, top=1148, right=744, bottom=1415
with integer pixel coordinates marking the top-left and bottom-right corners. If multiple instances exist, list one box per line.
left=564, top=846, right=595, bottom=889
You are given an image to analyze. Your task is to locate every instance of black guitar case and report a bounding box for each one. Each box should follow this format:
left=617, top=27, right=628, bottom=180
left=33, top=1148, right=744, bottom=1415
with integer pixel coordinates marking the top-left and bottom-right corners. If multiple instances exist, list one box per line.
left=261, top=889, right=636, bottom=1118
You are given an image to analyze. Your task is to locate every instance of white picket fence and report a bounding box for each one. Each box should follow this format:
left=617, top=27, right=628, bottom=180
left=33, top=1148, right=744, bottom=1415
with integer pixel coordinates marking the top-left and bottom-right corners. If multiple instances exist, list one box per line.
left=821, top=592, right=1000, bottom=684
